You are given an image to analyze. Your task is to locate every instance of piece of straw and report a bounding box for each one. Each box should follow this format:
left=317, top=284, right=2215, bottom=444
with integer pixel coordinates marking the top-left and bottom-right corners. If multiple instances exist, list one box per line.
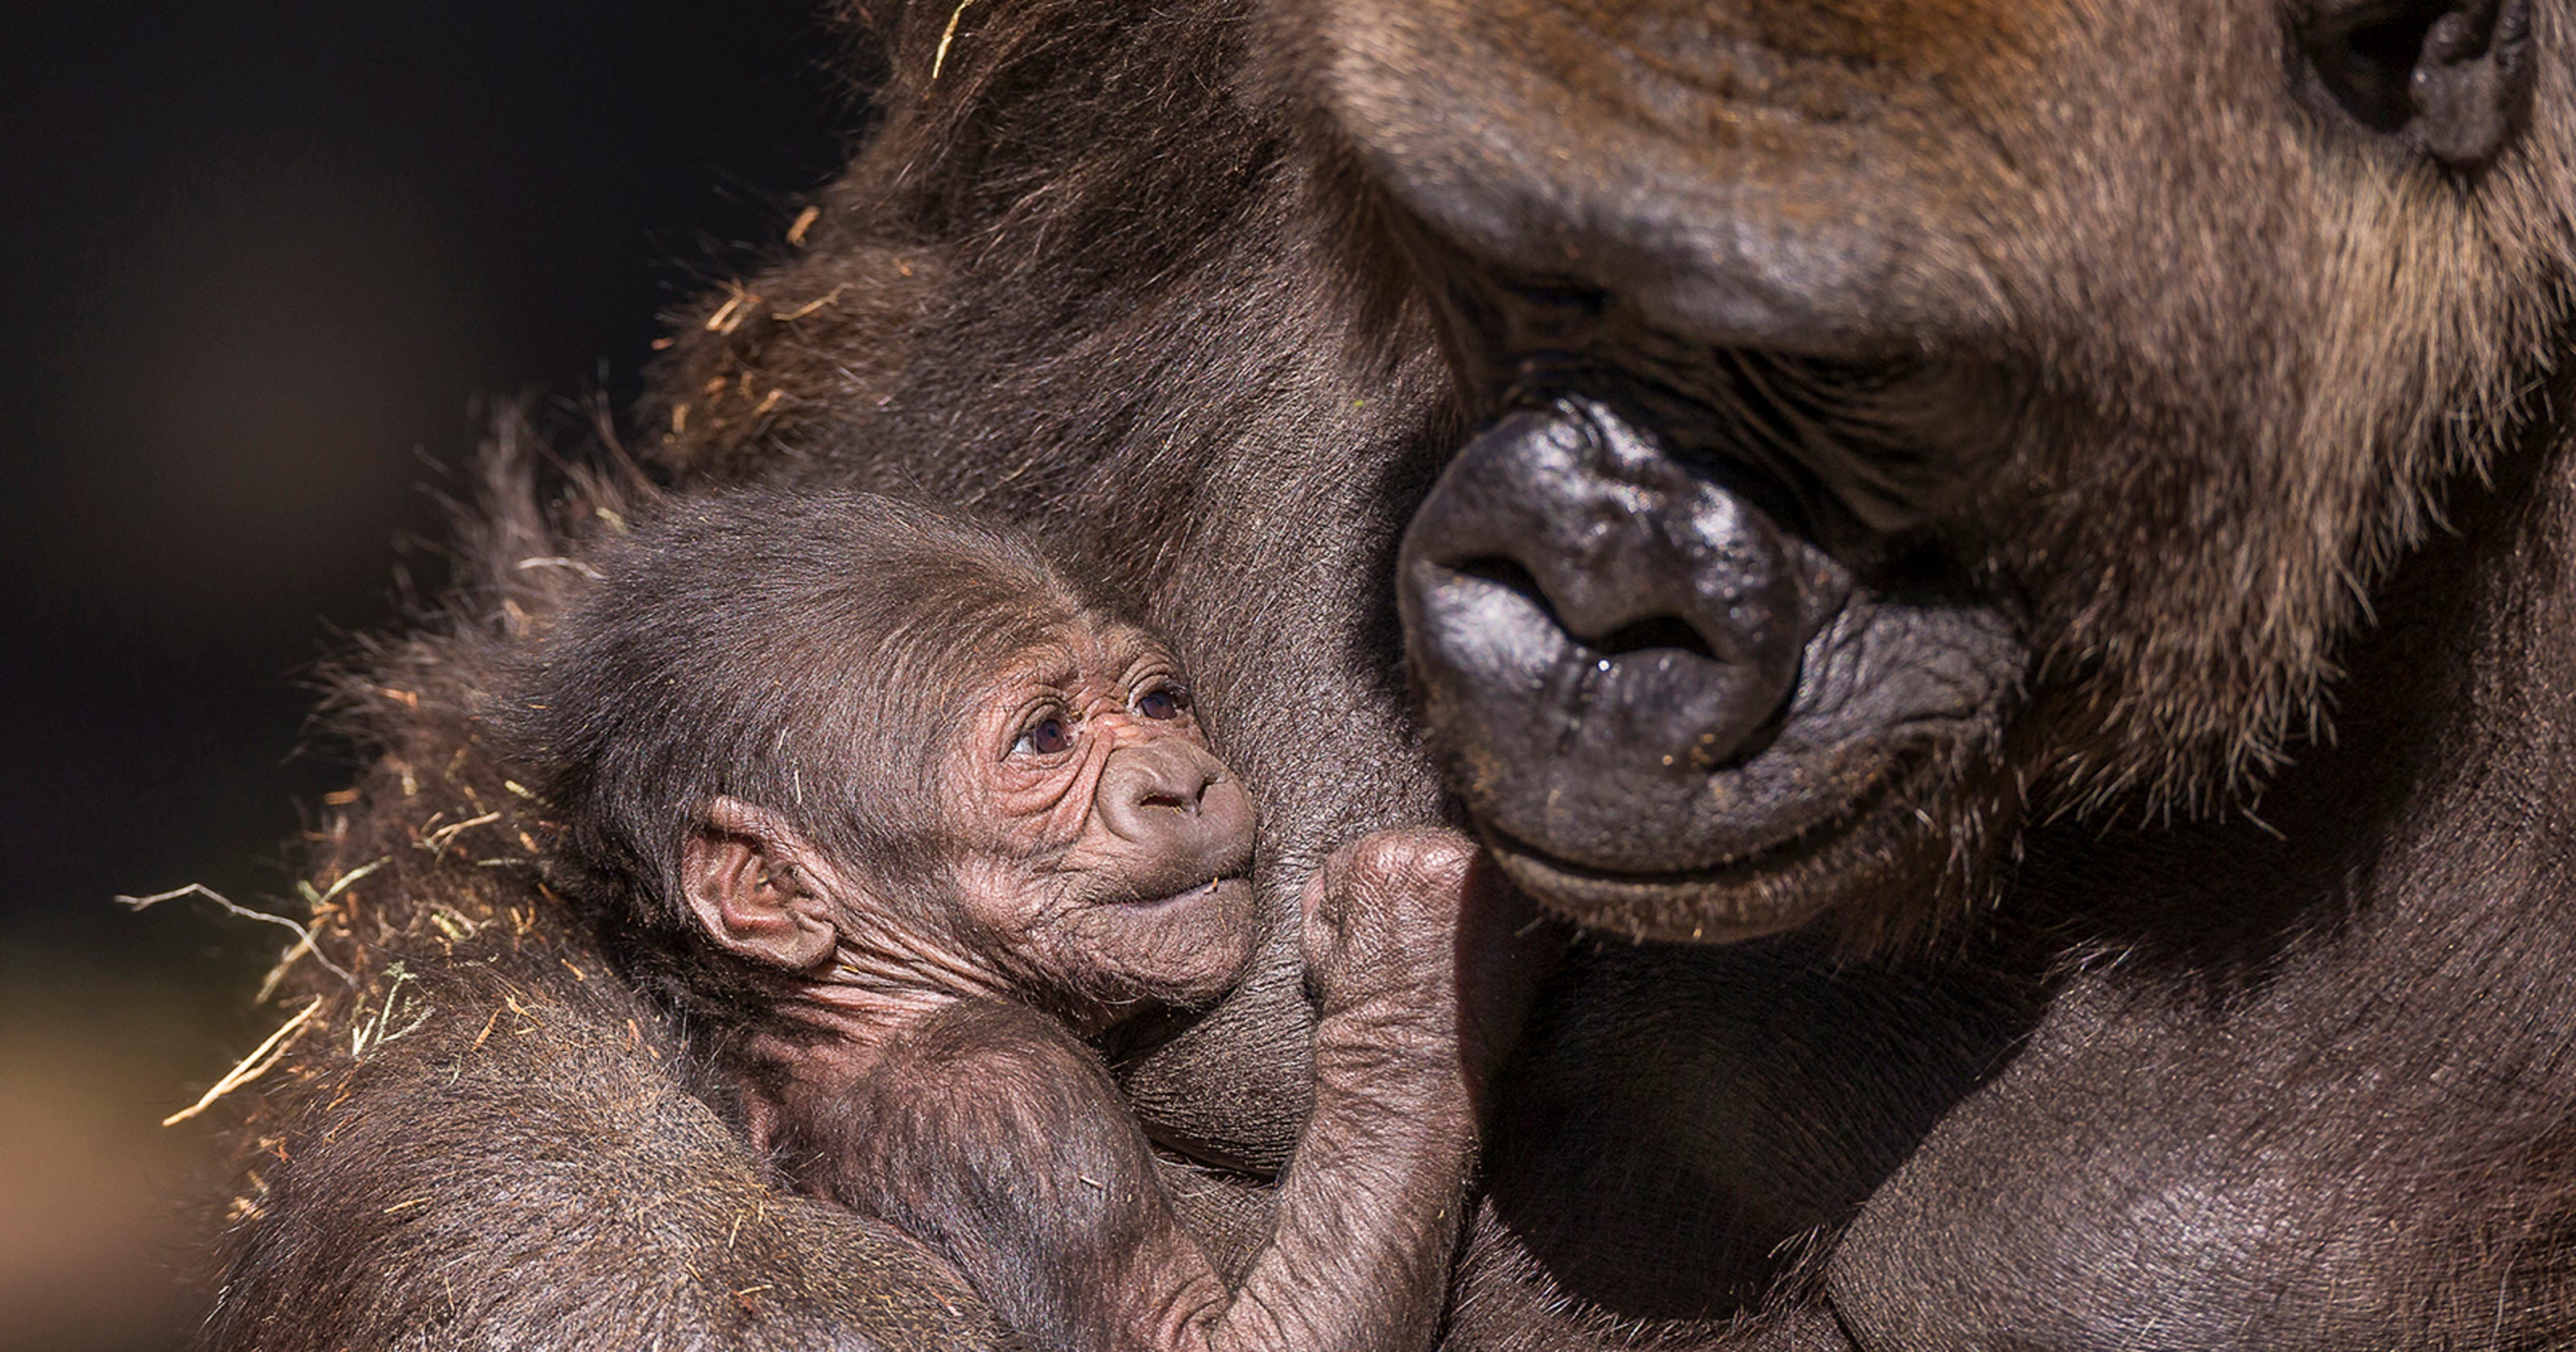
left=932, top=0, right=976, bottom=79
left=119, top=882, right=356, bottom=993
left=162, top=998, right=324, bottom=1127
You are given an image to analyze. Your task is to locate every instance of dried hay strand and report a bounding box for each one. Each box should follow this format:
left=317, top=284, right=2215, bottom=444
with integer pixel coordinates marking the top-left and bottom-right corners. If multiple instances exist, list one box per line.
left=185, top=407, right=665, bottom=1162
left=159, top=999, right=324, bottom=1127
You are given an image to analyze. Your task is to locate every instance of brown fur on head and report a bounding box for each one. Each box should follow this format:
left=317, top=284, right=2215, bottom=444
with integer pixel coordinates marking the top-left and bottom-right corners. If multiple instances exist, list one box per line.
left=496, top=488, right=1107, bottom=1031
left=1923, top=1, right=2576, bottom=814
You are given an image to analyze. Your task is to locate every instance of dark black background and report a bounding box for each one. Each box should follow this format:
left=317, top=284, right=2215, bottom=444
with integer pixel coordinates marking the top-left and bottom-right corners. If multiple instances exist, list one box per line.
left=0, top=5, right=852, bottom=1346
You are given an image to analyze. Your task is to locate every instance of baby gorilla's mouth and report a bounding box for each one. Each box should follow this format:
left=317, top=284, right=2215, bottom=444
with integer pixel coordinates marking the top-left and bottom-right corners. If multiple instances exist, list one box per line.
left=1116, top=873, right=1253, bottom=909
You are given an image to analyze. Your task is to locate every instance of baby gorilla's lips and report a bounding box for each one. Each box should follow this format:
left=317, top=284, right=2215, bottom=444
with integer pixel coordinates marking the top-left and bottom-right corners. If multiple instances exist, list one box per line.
left=1118, top=873, right=1253, bottom=909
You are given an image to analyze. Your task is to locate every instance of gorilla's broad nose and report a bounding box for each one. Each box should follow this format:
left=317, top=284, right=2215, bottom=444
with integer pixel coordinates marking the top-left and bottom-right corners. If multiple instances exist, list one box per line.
left=1098, top=738, right=1256, bottom=867
left=1397, top=398, right=1847, bottom=872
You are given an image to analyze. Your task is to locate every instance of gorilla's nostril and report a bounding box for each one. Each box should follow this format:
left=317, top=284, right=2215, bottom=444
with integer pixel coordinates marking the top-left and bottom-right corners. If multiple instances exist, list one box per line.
left=1100, top=742, right=1236, bottom=849
left=1450, top=556, right=1719, bottom=662
left=1596, top=616, right=1715, bottom=662
left=1452, top=556, right=1546, bottom=604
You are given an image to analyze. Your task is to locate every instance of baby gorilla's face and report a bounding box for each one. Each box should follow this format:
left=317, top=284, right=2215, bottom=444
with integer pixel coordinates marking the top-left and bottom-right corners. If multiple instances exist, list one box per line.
left=943, top=616, right=1260, bottom=1016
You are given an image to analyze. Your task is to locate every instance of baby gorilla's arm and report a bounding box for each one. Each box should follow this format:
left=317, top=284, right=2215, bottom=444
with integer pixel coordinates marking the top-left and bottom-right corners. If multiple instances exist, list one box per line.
left=1216, top=829, right=1504, bottom=1350
left=806, top=1000, right=1232, bottom=1352
left=786, top=832, right=1520, bottom=1352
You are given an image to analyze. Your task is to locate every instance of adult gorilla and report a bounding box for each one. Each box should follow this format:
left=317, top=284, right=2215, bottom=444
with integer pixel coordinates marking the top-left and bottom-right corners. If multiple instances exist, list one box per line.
left=204, top=2, right=2576, bottom=1349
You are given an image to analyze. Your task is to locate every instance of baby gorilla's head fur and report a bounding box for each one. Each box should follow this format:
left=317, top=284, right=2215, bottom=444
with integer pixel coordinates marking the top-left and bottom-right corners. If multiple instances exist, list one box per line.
left=502, top=488, right=1260, bottom=1049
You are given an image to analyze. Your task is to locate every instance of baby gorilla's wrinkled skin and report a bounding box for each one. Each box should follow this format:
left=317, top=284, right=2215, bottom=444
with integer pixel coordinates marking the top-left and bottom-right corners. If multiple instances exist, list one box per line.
left=675, top=612, right=1532, bottom=1352
left=687, top=619, right=1261, bottom=1043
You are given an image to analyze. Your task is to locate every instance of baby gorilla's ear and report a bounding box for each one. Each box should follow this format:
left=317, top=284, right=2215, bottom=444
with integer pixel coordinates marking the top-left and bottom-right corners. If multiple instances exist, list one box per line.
left=681, top=797, right=843, bottom=971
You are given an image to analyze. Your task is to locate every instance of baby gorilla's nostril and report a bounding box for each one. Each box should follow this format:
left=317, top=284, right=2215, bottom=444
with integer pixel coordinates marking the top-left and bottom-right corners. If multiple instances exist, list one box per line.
left=1137, top=786, right=1199, bottom=812
left=1100, top=741, right=1234, bottom=847
left=1096, top=742, right=1259, bottom=897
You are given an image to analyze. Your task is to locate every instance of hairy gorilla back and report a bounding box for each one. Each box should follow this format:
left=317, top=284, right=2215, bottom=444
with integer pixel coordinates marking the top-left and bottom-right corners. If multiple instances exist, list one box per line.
left=205, top=2, right=2576, bottom=1349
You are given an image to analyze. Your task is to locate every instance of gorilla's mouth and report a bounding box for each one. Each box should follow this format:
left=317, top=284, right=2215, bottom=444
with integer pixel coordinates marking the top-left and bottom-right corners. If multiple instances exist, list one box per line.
left=1472, top=753, right=1912, bottom=934
left=1397, top=381, right=2022, bottom=941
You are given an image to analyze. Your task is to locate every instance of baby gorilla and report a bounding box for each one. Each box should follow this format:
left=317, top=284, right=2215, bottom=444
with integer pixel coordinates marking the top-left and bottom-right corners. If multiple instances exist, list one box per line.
left=506, top=488, right=1513, bottom=1352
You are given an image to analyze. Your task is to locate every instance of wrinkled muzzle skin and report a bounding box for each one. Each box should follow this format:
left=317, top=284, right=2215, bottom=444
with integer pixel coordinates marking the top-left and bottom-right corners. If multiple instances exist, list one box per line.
left=1400, top=396, right=2018, bottom=938
left=1273, top=0, right=2573, bottom=942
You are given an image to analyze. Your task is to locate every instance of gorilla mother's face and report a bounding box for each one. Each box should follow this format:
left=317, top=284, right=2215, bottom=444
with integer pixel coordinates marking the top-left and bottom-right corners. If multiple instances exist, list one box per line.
left=1274, top=0, right=2564, bottom=940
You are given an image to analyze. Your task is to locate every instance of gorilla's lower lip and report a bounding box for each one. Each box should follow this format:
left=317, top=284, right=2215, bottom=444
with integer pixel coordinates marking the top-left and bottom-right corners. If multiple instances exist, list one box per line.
left=1477, top=829, right=1830, bottom=941
left=1472, top=765, right=1905, bottom=941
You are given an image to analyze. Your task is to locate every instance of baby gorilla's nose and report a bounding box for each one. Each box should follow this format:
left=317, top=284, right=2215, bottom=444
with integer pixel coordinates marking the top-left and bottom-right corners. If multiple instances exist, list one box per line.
left=1097, top=739, right=1256, bottom=879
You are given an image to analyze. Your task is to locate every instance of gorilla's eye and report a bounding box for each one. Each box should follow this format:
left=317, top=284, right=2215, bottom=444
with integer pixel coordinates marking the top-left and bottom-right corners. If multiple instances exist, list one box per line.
left=1013, top=716, right=1074, bottom=756
left=1136, top=686, right=1189, bottom=720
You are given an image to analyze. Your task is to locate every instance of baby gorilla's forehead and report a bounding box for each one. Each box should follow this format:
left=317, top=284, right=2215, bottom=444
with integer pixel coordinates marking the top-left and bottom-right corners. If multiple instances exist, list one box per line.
left=990, top=616, right=1174, bottom=699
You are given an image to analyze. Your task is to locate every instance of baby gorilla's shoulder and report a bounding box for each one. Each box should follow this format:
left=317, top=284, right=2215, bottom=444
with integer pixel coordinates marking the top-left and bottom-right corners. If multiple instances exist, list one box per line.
left=847, top=1000, right=1147, bottom=1184
left=832, top=1000, right=1180, bottom=1279
left=884, top=1000, right=1122, bottom=1113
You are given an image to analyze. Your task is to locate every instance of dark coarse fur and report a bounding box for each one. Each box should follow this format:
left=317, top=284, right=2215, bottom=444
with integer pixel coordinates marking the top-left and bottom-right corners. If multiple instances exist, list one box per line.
left=493, top=487, right=1105, bottom=1049
left=199, top=2, right=2576, bottom=1350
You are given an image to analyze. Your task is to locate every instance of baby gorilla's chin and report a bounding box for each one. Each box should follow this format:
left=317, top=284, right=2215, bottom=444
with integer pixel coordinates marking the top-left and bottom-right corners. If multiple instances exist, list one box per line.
left=1076, top=873, right=1261, bottom=1010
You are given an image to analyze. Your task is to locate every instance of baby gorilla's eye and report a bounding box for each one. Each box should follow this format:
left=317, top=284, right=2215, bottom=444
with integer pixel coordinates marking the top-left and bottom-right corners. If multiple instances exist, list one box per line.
left=1136, top=686, right=1188, bottom=720
left=1013, top=716, right=1074, bottom=756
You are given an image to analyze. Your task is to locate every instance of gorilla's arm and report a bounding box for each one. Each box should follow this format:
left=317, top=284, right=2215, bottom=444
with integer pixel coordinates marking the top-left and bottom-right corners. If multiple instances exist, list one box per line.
left=778, top=835, right=1513, bottom=1352
left=795, top=999, right=1476, bottom=1352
